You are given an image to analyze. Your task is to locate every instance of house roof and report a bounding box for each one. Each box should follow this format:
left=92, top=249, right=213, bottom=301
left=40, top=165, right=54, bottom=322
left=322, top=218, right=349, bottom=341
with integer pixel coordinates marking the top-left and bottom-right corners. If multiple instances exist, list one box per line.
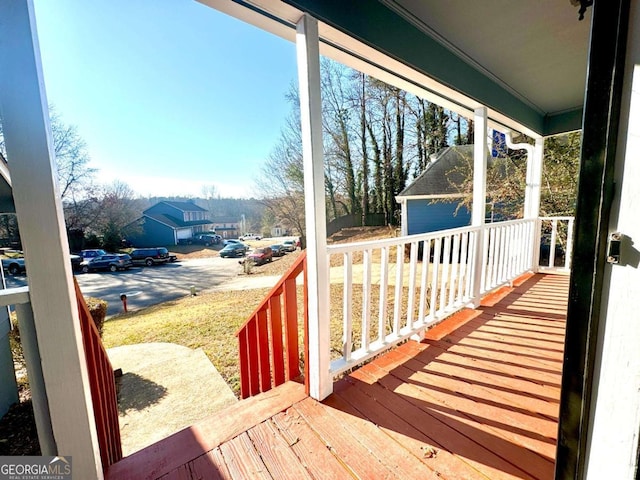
left=145, top=213, right=212, bottom=229
left=145, top=201, right=208, bottom=214
left=398, top=145, right=473, bottom=198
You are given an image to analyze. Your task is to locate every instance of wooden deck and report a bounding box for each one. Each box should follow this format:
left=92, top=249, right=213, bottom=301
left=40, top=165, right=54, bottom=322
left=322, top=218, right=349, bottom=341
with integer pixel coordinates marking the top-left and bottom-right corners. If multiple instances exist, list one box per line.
left=107, top=273, right=569, bottom=480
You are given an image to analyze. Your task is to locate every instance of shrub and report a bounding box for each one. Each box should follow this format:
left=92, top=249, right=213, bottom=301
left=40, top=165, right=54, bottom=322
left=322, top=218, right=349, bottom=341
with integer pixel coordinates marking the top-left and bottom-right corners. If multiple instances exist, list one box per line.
left=85, top=297, right=108, bottom=337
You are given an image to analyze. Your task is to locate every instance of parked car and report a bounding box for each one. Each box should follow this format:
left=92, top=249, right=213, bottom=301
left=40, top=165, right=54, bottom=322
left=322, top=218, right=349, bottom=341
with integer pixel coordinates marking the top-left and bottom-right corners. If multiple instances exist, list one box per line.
left=80, top=249, right=106, bottom=259
left=80, top=254, right=133, bottom=273
left=282, top=240, right=297, bottom=252
left=239, top=233, right=262, bottom=241
left=219, top=243, right=248, bottom=258
left=2, top=257, right=25, bottom=275
left=246, top=247, right=273, bottom=265
left=129, top=247, right=170, bottom=266
left=194, top=234, right=220, bottom=246
left=224, top=239, right=242, bottom=246
left=270, top=244, right=286, bottom=257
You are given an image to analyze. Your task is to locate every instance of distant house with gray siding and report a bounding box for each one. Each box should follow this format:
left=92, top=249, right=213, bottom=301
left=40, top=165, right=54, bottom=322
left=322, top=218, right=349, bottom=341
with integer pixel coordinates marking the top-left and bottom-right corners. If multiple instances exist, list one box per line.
left=125, top=201, right=213, bottom=247
left=396, top=145, right=473, bottom=236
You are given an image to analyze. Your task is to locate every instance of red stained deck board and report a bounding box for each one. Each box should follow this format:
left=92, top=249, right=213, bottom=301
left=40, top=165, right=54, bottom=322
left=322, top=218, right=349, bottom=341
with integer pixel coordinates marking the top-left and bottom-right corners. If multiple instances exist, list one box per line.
left=185, top=449, right=233, bottom=480
left=386, top=361, right=557, bottom=460
left=345, top=368, right=539, bottom=480
left=270, top=409, right=353, bottom=480
left=107, top=382, right=306, bottom=480
left=354, top=365, right=553, bottom=480
left=219, top=433, right=271, bottom=479
left=246, top=420, right=314, bottom=480
left=323, top=386, right=443, bottom=480
left=293, top=397, right=400, bottom=479
left=335, top=375, right=503, bottom=480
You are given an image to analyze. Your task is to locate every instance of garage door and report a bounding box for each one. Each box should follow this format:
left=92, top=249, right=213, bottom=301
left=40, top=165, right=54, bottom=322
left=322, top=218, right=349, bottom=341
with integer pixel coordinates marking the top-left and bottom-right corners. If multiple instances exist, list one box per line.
left=176, top=228, right=192, bottom=240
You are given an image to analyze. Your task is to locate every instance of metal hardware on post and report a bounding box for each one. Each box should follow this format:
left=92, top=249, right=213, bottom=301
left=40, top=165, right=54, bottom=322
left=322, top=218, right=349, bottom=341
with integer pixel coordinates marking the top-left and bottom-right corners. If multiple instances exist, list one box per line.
left=606, top=232, right=622, bottom=264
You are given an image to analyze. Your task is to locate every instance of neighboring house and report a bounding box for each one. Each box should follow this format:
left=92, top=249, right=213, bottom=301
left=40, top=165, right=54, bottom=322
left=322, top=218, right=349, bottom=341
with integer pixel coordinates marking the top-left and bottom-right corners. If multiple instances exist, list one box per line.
left=396, top=145, right=473, bottom=236
left=271, top=225, right=285, bottom=237
left=125, top=201, right=213, bottom=247
left=209, top=218, right=240, bottom=239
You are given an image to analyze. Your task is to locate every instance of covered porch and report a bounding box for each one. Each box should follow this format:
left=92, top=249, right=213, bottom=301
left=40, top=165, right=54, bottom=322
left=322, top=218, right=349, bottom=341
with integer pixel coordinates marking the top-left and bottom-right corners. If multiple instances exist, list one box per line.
left=106, top=272, right=569, bottom=480
left=3, top=0, right=640, bottom=478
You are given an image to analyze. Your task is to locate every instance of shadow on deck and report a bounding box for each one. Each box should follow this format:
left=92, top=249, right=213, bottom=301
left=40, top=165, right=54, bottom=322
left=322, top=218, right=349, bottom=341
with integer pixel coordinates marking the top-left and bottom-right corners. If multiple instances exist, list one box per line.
left=107, top=273, right=569, bottom=480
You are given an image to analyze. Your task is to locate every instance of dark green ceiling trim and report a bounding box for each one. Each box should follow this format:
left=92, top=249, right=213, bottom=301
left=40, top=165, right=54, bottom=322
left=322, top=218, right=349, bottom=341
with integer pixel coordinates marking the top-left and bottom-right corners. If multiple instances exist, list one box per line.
left=284, top=0, right=546, bottom=134
left=545, top=108, right=584, bottom=136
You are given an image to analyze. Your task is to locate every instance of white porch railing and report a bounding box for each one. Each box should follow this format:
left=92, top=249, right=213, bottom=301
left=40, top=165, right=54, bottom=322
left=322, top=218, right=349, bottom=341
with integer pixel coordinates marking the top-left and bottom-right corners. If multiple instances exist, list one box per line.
left=538, top=216, right=574, bottom=273
left=326, top=216, right=573, bottom=377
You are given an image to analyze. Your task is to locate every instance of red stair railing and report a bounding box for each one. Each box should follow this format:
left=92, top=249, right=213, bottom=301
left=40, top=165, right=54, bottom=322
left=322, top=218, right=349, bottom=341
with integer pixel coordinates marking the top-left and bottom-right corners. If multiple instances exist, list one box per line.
left=236, top=251, right=308, bottom=399
left=74, top=278, right=122, bottom=470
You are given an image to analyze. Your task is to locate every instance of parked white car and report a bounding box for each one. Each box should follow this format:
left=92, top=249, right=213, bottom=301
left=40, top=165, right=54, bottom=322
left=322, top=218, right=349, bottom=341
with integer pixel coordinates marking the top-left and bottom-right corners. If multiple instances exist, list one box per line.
left=239, top=233, right=262, bottom=241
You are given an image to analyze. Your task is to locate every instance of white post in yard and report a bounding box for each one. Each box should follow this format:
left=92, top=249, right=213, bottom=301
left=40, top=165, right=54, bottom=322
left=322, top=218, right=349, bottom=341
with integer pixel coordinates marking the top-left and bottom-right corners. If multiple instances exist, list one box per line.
left=470, top=107, right=488, bottom=306
left=296, top=13, right=332, bottom=401
left=0, top=1, right=102, bottom=477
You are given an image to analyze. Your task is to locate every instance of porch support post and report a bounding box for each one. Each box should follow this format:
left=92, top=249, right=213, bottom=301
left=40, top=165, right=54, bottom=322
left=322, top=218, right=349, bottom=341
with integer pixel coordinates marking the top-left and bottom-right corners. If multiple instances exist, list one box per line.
left=398, top=197, right=408, bottom=236
left=507, top=133, right=543, bottom=271
left=296, top=13, right=332, bottom=400
left=524, top=137, right=544, bottom=220
left=470, top=107, right=488, bottom=306
left=0, top=1, right=102, bottom=477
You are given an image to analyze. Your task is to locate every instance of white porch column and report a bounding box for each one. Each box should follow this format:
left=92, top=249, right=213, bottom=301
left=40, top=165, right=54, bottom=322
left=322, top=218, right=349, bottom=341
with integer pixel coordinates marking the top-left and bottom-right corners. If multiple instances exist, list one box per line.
left=398, top=197, right=408, bottom=236
left=0, top=1, right=102, bottom=477
left=524, top=137, right=544, bottom=219
left=296, top=13, right=332, bottom=400
left=470, top=107, right=488, bottom=305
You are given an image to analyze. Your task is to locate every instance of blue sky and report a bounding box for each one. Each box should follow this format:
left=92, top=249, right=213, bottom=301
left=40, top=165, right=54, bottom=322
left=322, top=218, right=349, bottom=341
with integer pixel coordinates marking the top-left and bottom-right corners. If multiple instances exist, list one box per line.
left=32, top=0, right=298, bottom=198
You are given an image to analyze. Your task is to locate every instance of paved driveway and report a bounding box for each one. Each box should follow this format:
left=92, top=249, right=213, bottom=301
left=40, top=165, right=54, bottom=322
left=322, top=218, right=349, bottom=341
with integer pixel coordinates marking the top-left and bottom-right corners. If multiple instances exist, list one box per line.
left=5, top=257, right=245, bottom=316
left=79, top=257, right=245, bottom=315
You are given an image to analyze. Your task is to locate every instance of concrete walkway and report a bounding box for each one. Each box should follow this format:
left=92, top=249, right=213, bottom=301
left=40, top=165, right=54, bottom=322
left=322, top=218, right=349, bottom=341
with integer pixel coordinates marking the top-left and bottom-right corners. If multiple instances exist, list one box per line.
left=107, top=343, right=237, bottom=457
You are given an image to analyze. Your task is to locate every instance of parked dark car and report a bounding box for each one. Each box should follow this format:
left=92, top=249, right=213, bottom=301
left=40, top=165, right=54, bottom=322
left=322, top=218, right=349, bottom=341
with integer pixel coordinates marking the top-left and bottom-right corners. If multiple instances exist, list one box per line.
left=270, top=244, right=285, bottom=257
left=246, top=247, right=273, bottom=265
left=129, top=247, right=170, bottom=266
left=80, top=254, right=133, bottom=273
left=80, top=249, right=106, bottom=259
left=194, top=234, right=220, bottom=246
left=219, top=243, right=248, bottom=258
left=2, top=257, right=25, bottom=275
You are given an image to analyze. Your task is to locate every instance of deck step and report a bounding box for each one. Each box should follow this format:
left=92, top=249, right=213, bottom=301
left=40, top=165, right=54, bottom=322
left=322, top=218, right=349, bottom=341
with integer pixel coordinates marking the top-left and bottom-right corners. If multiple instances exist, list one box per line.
left=106, top=381, right=306, bottom=480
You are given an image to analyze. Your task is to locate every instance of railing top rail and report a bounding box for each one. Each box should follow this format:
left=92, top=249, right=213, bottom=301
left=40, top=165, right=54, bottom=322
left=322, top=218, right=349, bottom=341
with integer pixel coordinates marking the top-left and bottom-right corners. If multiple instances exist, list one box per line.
left=539, top=216, right=575, bottom=221
left=235, top=250, right=307, bottom=336
left=327, top=218, right=536, bottom=254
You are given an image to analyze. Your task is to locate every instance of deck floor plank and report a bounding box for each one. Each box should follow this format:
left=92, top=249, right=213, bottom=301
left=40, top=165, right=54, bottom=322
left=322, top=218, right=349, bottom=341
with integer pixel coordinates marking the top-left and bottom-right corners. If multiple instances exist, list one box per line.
left=323, top=384, right=444, bottom=480
left=269, top=409, right=354, bottom=480
left=293, top=397, right=400, bottom=479
left=184, top=449, right=232, bottom=480
left=350, top=363, right=545, bottom=480
left=246, top=420, right=314, bottom=480
left=219, top=432, right=271, bottom=480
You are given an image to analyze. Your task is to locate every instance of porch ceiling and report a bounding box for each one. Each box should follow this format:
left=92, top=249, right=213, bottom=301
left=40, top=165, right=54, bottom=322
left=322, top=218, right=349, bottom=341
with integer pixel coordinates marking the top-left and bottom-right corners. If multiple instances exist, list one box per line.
left=202, top=1, right=591, bottom=137
left=282, top=0, right=590, bottom=136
